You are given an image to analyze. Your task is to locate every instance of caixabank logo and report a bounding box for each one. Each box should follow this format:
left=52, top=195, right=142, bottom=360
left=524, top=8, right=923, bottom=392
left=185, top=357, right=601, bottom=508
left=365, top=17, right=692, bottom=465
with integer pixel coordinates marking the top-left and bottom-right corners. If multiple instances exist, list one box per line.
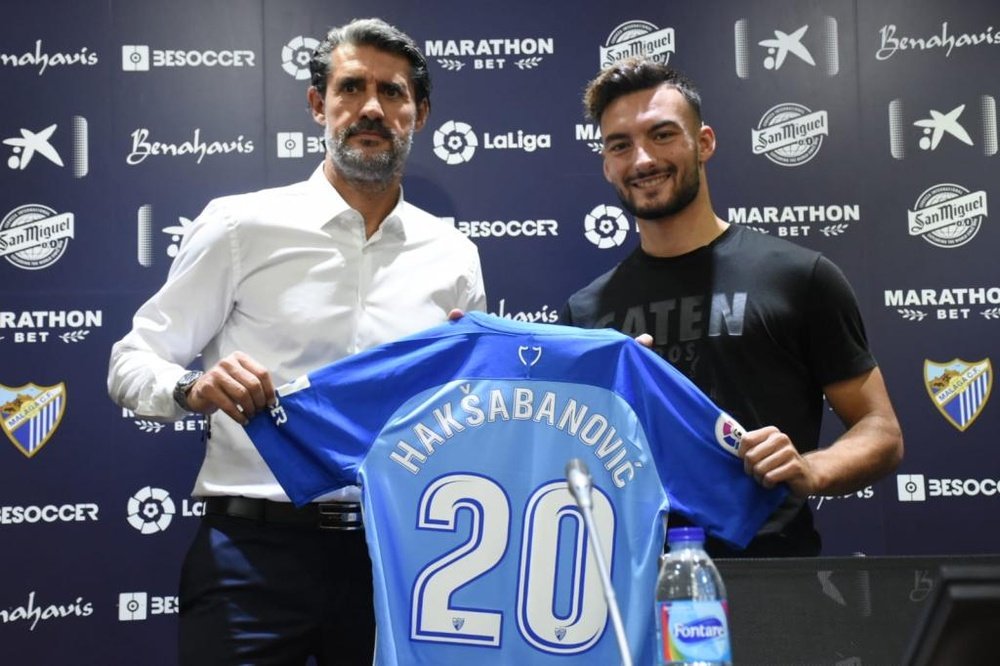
left=0, top=204, right=74, bottom=271
left=882, top=285, right=1000, bottom=323
left=0, top=382, right=66, bottom=458
left=135, top=204, right=196, bottom=267
left=752, top=103, right=829, bottom=167
left=924, top=358, right=992, bottom=431
left=600, top=20, right=675, bottom=68
left=888, top=96, right=998, bottom=160
left=432, top=120, right=550, bottom=165
left=3, top=116, right=88, bottom=178
left=734, top=19, right=839, bottom=79
left=907, top=183, right=988, bottom=248
left=424, top=35, right=553, bottom=72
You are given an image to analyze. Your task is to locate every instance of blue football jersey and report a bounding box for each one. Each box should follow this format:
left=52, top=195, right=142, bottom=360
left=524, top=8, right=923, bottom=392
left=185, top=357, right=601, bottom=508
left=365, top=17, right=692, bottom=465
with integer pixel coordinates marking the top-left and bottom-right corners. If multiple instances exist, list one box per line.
left=245, top=312, right=786, bottom=665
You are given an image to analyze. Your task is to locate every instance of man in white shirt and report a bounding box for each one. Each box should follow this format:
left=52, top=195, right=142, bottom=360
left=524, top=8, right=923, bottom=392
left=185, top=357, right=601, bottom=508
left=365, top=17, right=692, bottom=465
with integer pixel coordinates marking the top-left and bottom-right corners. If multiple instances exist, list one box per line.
left=108, top=18, right=486, bottom=665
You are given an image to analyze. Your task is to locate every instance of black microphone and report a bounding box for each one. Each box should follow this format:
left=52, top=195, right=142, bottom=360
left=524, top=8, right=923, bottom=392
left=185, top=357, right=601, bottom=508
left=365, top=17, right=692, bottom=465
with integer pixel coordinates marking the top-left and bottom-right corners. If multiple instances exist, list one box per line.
left=564, top=458, right=633, bottom=666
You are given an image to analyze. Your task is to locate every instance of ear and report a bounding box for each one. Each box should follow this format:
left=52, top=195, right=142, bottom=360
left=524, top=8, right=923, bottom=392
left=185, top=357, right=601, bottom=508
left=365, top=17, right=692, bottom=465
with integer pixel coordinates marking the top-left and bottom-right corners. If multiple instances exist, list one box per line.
left=697, top=123, right=716, bottom=163
left=414, top=98, right=430, bottom=132
left=307, top=86, right=325, bottom=126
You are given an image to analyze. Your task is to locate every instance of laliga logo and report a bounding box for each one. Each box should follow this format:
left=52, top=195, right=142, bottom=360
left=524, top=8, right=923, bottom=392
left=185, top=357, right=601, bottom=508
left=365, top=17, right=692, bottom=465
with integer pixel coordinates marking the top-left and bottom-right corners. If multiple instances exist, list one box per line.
left=714, top=414, right=744, bottom=456
left=584, top=204, right=629, bottom=248
left=434, top=121, right=478, bottom=164
left=282, top=36, right=319, bottom=80
left=126, top=486, right=175, bottom=534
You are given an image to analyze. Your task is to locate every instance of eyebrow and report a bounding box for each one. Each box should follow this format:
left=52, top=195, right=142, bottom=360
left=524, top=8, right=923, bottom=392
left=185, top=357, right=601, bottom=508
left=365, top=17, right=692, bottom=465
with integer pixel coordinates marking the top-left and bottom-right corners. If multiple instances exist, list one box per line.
left=602, top=119, right=682, bottom=145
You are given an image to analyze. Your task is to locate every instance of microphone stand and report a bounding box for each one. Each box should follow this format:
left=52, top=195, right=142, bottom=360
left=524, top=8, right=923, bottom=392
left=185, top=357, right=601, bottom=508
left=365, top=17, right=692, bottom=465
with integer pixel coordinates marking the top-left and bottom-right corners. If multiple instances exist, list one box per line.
left=566, top=458, right=634, bottom=666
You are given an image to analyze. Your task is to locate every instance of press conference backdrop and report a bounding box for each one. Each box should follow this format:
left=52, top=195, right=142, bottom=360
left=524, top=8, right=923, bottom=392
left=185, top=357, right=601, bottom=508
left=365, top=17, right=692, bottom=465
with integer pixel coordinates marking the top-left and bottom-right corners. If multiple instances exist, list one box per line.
left=0, top=0, right=996, bottom=662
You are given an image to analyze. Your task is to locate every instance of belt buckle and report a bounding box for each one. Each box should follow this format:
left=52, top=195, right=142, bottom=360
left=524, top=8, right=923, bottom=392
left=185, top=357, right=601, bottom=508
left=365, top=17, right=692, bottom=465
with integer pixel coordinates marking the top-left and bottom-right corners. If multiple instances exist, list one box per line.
left=317, top=502, right=363, bottom=531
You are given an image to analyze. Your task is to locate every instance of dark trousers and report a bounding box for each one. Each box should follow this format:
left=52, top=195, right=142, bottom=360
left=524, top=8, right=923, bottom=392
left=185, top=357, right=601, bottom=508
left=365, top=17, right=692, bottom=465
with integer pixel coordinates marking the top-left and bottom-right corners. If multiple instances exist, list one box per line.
left=178, top=513, right=375, bottom=665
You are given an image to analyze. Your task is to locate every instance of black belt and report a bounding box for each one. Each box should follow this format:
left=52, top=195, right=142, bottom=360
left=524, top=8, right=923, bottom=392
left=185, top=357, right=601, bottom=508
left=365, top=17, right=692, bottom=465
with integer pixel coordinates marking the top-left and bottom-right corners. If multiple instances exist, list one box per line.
left=203, top=496, right=363, bottom=531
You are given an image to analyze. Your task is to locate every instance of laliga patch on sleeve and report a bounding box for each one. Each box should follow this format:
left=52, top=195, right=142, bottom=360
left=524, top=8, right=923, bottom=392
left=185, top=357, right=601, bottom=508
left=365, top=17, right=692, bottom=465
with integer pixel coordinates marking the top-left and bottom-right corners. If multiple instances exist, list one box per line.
left=714, top=414, right=744, bottom=456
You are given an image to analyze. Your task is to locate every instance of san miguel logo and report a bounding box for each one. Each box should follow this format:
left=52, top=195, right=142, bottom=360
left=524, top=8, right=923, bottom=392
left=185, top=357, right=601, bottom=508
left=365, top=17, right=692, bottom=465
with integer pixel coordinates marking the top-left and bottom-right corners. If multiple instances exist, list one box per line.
left=752, top=103, right=829, bottom=166
left=908, top=184, right=987, bottom=248
left=924, top=359, right=992, bottom=431
left=1, top=382, right=66, bottom=457
left=600, top=20, right=675, bottom=68
left=0, top=204, right=74, bottom=270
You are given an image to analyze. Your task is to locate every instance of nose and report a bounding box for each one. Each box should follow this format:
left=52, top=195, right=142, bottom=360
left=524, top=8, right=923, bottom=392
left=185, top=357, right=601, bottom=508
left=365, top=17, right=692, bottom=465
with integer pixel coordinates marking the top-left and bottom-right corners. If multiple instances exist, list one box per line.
left=633, top=142, right=655, bottom=170
left=359, top=92, right=385, bottom=120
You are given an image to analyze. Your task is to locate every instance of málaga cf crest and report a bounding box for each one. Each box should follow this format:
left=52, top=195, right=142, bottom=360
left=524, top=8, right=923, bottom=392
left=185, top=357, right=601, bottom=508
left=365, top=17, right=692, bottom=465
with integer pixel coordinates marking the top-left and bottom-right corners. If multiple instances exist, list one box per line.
left=924, top=359, right=992, bottom=432
left=0, top=382, right=67, bottom=457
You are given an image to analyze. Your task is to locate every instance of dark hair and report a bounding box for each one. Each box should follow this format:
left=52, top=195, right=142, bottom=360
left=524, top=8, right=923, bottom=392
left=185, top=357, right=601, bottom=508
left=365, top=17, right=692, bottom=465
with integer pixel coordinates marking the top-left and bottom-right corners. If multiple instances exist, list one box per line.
left=309, top=18, right=431, bottom=110
left=583, top=56, right=701, bottom=124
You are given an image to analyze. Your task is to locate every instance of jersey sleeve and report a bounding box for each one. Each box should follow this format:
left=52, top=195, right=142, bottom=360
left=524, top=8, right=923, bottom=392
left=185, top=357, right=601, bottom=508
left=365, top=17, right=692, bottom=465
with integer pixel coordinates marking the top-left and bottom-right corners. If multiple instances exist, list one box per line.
left=619, top=342, right=788, bottom=548
left=805, top=256, right=876, bottom=386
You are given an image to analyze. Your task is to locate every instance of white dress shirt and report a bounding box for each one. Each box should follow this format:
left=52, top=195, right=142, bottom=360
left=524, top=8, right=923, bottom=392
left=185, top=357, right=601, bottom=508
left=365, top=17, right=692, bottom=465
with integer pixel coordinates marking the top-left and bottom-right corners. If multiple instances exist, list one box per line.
left=108, top=164, right=486, bottom=501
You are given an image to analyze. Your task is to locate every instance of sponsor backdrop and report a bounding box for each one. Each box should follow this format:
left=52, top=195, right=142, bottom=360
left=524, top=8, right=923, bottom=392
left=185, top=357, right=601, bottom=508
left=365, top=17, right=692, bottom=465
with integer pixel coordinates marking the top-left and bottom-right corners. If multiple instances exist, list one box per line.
left=1, top=0, right=996, bottom=662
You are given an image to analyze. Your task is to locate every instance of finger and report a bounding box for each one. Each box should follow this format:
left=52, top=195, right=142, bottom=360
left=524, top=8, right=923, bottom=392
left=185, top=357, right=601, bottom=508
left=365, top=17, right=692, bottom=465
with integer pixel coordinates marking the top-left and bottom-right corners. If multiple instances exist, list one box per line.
left=231, top=354, right=275, bottom=410
left=634, top=333, right=653, bottom=348
left=448, top=309, right=465, bottom=321
left=196, top=378, right=251, bottom=425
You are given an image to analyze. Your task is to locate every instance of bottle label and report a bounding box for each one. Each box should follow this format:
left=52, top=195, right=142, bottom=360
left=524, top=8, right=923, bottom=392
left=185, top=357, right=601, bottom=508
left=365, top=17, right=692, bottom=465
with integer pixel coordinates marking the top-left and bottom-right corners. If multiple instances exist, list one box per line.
left=656, top=599, right=731, bottom=664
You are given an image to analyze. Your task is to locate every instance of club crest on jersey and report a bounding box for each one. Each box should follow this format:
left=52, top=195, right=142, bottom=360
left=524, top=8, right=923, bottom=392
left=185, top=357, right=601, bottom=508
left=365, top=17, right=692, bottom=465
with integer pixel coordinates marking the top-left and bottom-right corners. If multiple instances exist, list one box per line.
left=1, top=381, right=66, bottom=457
left=924, top=358, right=992, bottom=431
left=714, top=413, right=744, bottom=456
left=452, top=617, right=465, bottom=631
left=518, top=345, right=542, bottom=366
left=554, top=626, right=567, bottom=641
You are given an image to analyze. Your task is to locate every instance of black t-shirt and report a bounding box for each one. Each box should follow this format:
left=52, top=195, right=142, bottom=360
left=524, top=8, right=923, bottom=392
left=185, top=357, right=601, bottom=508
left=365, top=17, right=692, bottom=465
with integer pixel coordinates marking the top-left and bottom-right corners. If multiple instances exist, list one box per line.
left=562, top=225, right=875, bottom=555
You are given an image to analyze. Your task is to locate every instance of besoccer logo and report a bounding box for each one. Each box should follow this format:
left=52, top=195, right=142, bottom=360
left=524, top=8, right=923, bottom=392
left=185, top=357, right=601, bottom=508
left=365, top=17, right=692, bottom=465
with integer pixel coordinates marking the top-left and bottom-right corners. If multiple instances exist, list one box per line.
left=433, top=120, right=477, bottom=165
left=122, top=45, right=150, bottom=71
left=584, top=204, right=629, bottom=248
left=281, top=36, right=319, bottom=80
left=897, top=474, right=926, bottom=502
left=118, top=592, right=148, bottom=621
left=126, top=486, right=175, bottom=534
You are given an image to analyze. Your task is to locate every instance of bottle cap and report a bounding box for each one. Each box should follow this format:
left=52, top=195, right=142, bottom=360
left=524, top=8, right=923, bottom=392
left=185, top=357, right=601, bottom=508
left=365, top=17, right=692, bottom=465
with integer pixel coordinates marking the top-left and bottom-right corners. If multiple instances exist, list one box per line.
left=667, top=526, right=705, bottom=545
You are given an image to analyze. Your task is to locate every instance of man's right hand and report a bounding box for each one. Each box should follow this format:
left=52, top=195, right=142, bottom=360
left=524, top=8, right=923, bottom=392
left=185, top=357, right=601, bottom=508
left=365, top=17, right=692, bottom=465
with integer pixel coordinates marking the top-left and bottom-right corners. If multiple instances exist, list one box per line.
left=185, top=352, right=276, bottom=425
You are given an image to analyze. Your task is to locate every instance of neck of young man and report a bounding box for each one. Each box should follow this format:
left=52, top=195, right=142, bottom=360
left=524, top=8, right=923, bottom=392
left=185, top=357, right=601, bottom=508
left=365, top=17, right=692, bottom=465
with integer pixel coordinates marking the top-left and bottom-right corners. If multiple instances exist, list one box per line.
left=324, top=159, right=403, bottom=239
left=637, top=189, right=728, bottom=258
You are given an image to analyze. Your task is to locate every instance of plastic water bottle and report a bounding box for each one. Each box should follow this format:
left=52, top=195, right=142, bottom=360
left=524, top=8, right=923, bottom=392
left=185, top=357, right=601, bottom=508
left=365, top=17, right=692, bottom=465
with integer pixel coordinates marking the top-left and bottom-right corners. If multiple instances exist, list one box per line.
left=654, top=526, right=732, bottom=665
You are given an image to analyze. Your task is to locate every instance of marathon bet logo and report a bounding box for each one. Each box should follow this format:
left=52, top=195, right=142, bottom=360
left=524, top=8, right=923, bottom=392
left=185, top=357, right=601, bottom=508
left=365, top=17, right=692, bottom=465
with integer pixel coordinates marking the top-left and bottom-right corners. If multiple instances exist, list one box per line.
left=121, top=44, right=255, bottom=71
left=600, top=20, right=675, bottom=68
left=728, top=203, right=860, bottom=238
left=3, top=116, right=89, bottom=178
left=575, top=123, right=602, bottom=153
left=126, top=128, right=254, bottom=165
left=888, top=96, right=998, bottom=159
left=0, top=204, right=74, bottom=271
left=734, top=19, right=840, bottom=79
left=0, top=309, right=102, bottom=345
left=883, top=285, right=1000, bottom=322
left=752, top=103, right=829, bottom=166
left=127, top=486, right=175, bottom=534
left=433, top=120, right=550, bottom=165
left=0, top=40, right=98, bottom=76
left=282, top=36, right=320, bottom=80
left=584, top=204, right=630, bottom=249
left=424, top=36, right=553, bottom=71
left=924, top=359, right=992, bottom=431
left=1, top=382, right=66, bottom=458
left=907, top=183, right=987, bottom=248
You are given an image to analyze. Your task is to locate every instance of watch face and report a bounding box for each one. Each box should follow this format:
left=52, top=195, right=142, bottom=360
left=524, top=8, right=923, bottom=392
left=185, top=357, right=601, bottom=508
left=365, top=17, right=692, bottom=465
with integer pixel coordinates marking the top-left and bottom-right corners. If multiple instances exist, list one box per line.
left=179, top=371, right=202, bottom=387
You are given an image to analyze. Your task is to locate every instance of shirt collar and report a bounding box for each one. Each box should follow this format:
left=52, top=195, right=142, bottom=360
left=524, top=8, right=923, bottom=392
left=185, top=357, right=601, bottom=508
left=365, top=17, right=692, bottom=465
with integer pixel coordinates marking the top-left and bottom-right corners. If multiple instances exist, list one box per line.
left=306, top=162, right=408, bottom=239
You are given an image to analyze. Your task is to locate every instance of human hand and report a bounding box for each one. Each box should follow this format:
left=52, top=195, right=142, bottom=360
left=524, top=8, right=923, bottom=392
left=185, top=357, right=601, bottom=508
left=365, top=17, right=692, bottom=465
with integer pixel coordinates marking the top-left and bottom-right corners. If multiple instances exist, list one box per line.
left=634, top=333, right=653, bottom=349
left=184, top=352, right=276, bottom=425
left=448, top=309, right=465, bottom=321
left=738, top=426, right=819, bottom=498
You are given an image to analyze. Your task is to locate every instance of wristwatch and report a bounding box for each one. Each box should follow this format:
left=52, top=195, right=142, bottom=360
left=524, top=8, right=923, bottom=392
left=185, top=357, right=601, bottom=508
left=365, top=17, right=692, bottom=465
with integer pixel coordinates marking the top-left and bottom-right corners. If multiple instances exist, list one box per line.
left=173, top=370, right=204, bottom=411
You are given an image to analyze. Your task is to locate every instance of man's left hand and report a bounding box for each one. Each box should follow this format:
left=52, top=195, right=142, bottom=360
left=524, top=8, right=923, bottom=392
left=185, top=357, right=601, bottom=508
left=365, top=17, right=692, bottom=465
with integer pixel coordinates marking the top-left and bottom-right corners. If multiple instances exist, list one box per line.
left=738, top=426, right=818, bottom=498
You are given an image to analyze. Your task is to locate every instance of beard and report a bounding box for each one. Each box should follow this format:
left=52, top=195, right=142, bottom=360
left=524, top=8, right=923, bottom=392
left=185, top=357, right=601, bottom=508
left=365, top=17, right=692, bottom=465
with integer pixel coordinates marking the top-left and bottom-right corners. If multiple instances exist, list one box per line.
left=325, top=117, right=412, bottom=189
left=614, top=160, right=700, bottom=221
